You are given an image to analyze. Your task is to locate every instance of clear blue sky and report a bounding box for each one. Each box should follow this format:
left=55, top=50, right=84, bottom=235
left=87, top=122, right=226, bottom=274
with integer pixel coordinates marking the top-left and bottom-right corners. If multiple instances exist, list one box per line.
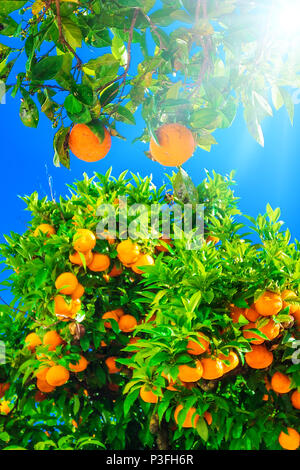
left=0, top=7, right=300, bottom=294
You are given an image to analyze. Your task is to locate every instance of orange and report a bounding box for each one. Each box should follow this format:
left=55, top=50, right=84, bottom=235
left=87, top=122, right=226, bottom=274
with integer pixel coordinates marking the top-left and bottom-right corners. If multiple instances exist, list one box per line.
left=257, top=319, right=280, bottom=341
left=161, top=372, right=178, bottom=391
left=244, top=305, right=260, bottom=322
left=201, top=357, right=224, bottom=380
left=156, top=237, right=173, bottom=252
left=281, top=290, right=299, bottom=314
left=219, top=351, right=239, bottom=373
left=88, top=253, right=110, bottom=272
left=230, top=305, right=246, bottom=323
left=149, top=123, right=195, bottom=167
left=34, top=391, right=47, bottom=402
left=69, top=250, right=93, bottom=267
left=37, top=378, right=55, bottom=393
left=131, top=254, right=155, bottom=274
left=55, top=272, right=78, bottom=295
left=46, top=365, right=70, bottom=387
left=117, top=240, right=140, bottom=265
left=140, top=385, right=159, bottom=404
left=119, top=314, right=137, bottom=333
left=43, top=330, right=64, bottom=351
left=0, top=383, right=10, bottom=398
left=271, top=372, right=292, bottom=394
left=206, top=236, right=219, bottom=245
left=69, top=123, right=111, bottom=162
left=54, top=295, right=72, bottom=315
left=245, top=345, right=273, bottom=369
left=73, top=229, right=96, bottom=253
left=71, top=283, right=85, bottom=300
left=34, top=224, right=56, bottom=237
left=102, top=311, right=119, bottom=328
left=174, top=404, right=199, bottom=428
left=278, top=427, right=300, bottom=450
left=243, top=323, right=265, bottom=345
left=187, top=334, right=209, bottom=355
left=291, top=390, right=300, bottom=409
left=105, top=356, right=121, bottom=374
left=25, top=332, right=42, bottom=351
left=254, top=291, right=283, bottom=317
left=70, top=298, right=81, bottom=315
left=68, top=355, right=88, bottom=373
left=108, top=264, right=123, bottom=277
left=204, top=411, right=212, bottom=425
left=112, top=308, right=125, bottom=319
left=0, top=401, right=10, bottom=415
left=35, top=366, right=51, bottom=381
left=177, top=361, right=203, bottom=382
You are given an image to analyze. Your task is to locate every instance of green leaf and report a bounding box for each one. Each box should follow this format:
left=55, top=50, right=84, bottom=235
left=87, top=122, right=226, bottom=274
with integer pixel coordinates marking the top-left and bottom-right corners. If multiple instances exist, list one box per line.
left=190, top=108, right=220, bottom=129
left=100, top=82, right=120, bottom=107
left=64, top=94, right=83, bottom=114
left=124, top=388, right=140, bottom=417
left=72, top=84, right=94, bottom=106
left=35, top=268, right=48, bottom=289
left=73, top=394, right=80, bottom=415
left=243, top=105, right=264, bottom=147
left=112, top=34, right=127, bottom=67
left=0, top=16, right=18, bottom=36
left=0, top=43, right=11, bottom=62
left=0, top=432, right=10, bottom=442
left=271, top=86, right=284, bottom=110
left=110, top=105, right=136, bottom=125
left=19, top=89, right=39, bottom=128
left=31, top=56, right=63, bottom=81
left=196, top=417, right=209, bottom=442
left=279, top=87, right=294, bottom=125
left=53, top=126, right=70, bottom=169
left=61, top=18, right=82, bottom=50
left=173, top=168, right=198, bottom=203
left=0, top=1, right=26, bottom=15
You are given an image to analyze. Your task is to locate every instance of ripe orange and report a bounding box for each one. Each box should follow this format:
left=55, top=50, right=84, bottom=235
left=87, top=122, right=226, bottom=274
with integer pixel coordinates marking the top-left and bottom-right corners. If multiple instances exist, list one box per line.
left=34, top=224, right=56, bottom=237
left=174, top=404, right=199, bottom=428
left=201, top=357, right=224, bottom=380
left=108, top=264, right=123, bottom=277
left=119, top=314, right=137, bottom=333
left=0, top=401, right=10, bottom=415
left=46, top=365, right=70, bottom=387
left=55, top=272, right=78, bottom=295
left=69, top=123, right=111, bottom=162
left=112, top=308, right=125, bottom=319
left=140, top=385, right=159, bottom=404
left=102, top=311, right=119, bottom=328
left=204, top=411, right=212, bottom=425
left=156, top=237, right=173, bottom=252
left=68, top=355, right=88, bottom=373
left=43, top=330, right=64, bottom=351
left=281, top=290, right=299, bottom=314
left=131, top=254, right=155, bottom=274
left=278, top=427, right=300, bottom=450
left=35, top=366, right=51, bottom=381
left=271, top=372, right=292, bottom=394
left=0, top=383, right=10, bottom=398
left=25, top=332, right=42, bottom=351
left=73, top=229, right=96, bottom=253
left=105, top=356, right=121, bottom=374
left=71, top=283, right=85, bottom=300
left=206, top=236, right=219, bottom=245
left=244, top=305, right=260, bottom=322
left=149, top=123, right=195, bottom=167
left=37, top=378, right=55, bottom=393
left=69, top=250, right=93, bottom=267
left=187, top=334, right=209, bottom=355
left=257, top=319, right=280, bottom=341
left=177, top=361, right=203, bottom=382
left=117, top=240, right=140, bottom=265
left=230, top=305, right=246, bottom=323
left=219, top=351, right=239, bottom=373
left=291, top=390, right=300, bottom=409
left=254, top=291, right=283, bottom=317
left=243, top=323, right=265, bottom=345
left=245, top=345, right=273, bottom=369
left=88, top=253, right=110, bottom=272
left=54, top=295, right=72, bottom=315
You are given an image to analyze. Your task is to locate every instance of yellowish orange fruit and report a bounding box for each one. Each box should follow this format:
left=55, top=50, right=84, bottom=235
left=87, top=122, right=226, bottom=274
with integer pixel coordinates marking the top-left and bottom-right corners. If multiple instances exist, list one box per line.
left=149, top=123, right=195, bottom=167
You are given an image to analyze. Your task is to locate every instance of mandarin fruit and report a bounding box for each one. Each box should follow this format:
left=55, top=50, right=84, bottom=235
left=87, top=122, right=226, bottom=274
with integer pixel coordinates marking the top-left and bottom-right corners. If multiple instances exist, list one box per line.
left=69, top=123, right=111, bottom=162
left=149, top=123, right=195, bottom=167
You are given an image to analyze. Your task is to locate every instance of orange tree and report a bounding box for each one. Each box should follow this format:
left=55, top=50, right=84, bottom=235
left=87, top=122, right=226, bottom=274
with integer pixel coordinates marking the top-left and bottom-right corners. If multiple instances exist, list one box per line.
left=0, top=0, right=300, bottom=167
left=0, top=168, right=299, bottom=450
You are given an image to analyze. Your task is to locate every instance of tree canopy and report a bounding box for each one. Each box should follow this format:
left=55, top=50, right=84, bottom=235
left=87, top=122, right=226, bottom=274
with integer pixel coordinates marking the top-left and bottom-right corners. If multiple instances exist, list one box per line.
left=0, top=0, right=299, bottom=168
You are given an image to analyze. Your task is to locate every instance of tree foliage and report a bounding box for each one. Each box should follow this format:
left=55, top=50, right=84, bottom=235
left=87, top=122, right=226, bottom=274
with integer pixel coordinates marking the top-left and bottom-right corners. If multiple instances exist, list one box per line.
left=0, top=169, right=299, bottom=450
left=0, top=0, right=299, bottom=167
